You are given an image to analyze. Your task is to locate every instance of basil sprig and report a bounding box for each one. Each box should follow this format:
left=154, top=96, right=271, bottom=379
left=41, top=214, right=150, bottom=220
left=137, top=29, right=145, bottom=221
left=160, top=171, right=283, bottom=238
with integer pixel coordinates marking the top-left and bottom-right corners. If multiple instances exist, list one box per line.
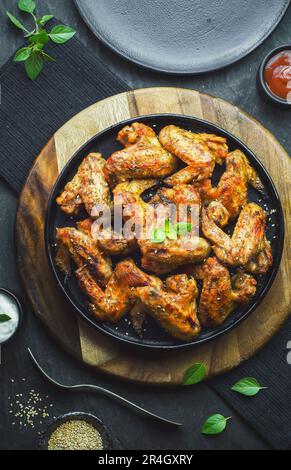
left=231, top=377, right=267, bottom=397
left=151, top=220, right=192, bottom=243
left=183, top=363, right=206, bottom=385
left=201, top=414, right=231, bottom=435
left=0, top=314, right=12, bottom=323
left=7, top=0, right=76, bottom=80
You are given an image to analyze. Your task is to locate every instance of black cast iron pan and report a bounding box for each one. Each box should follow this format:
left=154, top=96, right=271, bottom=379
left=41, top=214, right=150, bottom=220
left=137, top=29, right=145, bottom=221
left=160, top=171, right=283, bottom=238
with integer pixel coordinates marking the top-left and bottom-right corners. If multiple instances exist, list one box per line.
left=45, top=114, right=284, bottom=350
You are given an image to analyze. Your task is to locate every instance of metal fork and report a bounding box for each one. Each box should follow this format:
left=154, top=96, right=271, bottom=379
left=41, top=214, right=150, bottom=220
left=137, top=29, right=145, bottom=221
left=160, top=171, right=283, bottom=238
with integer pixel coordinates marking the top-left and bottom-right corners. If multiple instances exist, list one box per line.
left=27, top=348, right=182, bottom=428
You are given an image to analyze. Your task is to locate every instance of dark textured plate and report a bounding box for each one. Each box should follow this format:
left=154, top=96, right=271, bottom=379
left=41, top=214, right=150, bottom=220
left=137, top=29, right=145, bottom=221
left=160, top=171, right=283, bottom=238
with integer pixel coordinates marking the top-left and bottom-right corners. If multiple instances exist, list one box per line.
left=74, top=0, right=290, bottom=74
left=45, top=115, right=284, bottom=350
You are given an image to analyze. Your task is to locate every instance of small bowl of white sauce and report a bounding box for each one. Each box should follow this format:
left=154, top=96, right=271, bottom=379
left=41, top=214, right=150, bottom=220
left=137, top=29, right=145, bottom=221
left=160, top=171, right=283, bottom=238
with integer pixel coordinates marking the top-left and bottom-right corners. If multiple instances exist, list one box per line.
left=0, top=288, right=23, bottom=346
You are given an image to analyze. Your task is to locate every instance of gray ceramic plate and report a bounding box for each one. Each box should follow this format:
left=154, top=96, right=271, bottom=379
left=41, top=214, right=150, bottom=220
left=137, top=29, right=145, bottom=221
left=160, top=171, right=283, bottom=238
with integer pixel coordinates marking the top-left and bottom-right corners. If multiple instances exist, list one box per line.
left=74, top=0, right=290, bottom=74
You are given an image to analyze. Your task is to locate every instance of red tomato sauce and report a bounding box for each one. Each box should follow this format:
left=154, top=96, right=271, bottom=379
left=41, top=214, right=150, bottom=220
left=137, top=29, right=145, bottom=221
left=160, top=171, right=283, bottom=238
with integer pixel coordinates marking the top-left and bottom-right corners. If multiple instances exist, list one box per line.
left=264, top=51, right=291, bottom=101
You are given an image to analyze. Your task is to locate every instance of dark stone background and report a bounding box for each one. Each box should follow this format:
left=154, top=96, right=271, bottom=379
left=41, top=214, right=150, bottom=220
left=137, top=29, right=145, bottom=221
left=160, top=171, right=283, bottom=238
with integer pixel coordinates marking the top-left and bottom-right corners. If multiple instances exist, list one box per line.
left=0, top=0, right=290, bottom=450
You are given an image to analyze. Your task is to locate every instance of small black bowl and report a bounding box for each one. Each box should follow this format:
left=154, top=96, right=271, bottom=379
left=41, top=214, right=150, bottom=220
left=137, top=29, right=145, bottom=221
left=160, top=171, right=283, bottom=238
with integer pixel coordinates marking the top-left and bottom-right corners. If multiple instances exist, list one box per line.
left=258, top=44, right=291, bottom=107
left=0, top=288, right=24, bottom=346
left=39, top=412, right=113, bottom=450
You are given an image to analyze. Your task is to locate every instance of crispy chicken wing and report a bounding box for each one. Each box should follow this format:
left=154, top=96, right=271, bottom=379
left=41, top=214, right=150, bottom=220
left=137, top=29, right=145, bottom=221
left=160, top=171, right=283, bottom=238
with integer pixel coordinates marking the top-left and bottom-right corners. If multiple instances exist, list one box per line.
left=190, top=257, right=256, bottom=327
left=151, top=184, right=201, bottom=206
left=56, top=153, right=111, bottom=216
left=113, top=178, right=157, bottom=220
left=76, top=266, right=130, bottom=322
left=139, top=236, right=211, bottom=274
left=113, top=178, right=158, bottom=244
left=150, top=183, right=201, bottom=225
left=133, top=274, right=201, bottom=341
left=159, top=125, right=228, bottom=186
left=245, top=236, right=273, bottom=274
left=137, top=183, right=209, bottom=274
left=205, top=201, right=230, bottom=228
left=77, top=258, right=200, bottom=340
left=76, top=259, right=162, bottom=322
left=199, top=150, right=264, bottom=219
left=77, top=218, right=136, bottom=256
left=103, top=123, right=178, bottom=187
left=202, top=203, right=273, bottom=271
left=56, top=227, right=112, bottom=286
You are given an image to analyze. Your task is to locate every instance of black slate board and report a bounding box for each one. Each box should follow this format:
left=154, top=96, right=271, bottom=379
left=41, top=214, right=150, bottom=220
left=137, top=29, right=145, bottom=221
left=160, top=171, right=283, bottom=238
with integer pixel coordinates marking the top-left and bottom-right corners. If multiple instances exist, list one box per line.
left=74, top=0, right=290, bottom=74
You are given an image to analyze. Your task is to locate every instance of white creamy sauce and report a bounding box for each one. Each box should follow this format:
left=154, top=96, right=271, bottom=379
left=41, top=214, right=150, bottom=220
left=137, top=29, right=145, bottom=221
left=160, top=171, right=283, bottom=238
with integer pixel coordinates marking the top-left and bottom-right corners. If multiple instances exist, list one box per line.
left=0, top=293, right=19, bottom=343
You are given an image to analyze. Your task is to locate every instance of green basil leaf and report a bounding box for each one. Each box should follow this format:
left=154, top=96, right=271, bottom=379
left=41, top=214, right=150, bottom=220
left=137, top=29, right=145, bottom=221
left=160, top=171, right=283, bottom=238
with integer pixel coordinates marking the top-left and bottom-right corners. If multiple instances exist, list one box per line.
left=201, top=414, right=231, bottom=435
left=13, top=47, right=32, bottom=62
left=29, top=32, right=50, bottom=45
left=40, top=51, right=55, bottom=62
left=183, top=363, right=206, bottom=385
left=167, top=226, right=178, bottom=240
left=38, top=14, right=54, bottom=26
left=151, top=228, right=166, bottom=244
left=25, top=53, right=43, bottom=80
left=164, top=219, right=171, bottom=234
left=6, top=11, right=28, bottom=32
left=163, top=220, right=177, bottom=240
left=0, top=314, right=12, bottom=323
left=175, top=222, right=192, bottom=236
left=33, top=43, right=45, bottom=51
left=231, top=377, right=267, bottom=397
left=18, top=0, right=36, bottom=14
left=49, top=25, right=76, bottom=44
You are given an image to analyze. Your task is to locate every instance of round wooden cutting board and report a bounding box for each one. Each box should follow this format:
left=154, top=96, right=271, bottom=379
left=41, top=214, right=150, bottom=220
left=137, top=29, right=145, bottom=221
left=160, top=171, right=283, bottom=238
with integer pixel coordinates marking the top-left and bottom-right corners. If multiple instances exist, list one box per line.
left=16, top=87, right=291, bottom=385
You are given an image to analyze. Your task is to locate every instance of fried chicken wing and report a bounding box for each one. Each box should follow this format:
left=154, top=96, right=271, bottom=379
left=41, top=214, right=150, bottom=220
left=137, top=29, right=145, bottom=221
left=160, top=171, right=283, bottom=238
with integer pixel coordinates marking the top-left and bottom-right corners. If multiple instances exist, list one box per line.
left=76, top=259, right=162, bottom=322
left=133, top=274, right=201, bottom=341
left=245, top=236, right=273, bottom=274
left=139, top=236, right=211, bottom=274
left=199, top=150, right=264, bottom=219
left=150, top=184, right=201, bottom=224
left=77, top=266, right=130, bottom=322
left=103, top=123, right=178, bottom=187
left=205, top=201, right=230, bottom=228
left=113, top=178, right=157, bottom=220
left=136, top=182, right=208, bottom=274
left=77, top=258, right=200, bottom=340
left=202, top=203, right=272, bottom=271
left=78, top=179, right=158, bottom=257
left=159, top=125, right=228, bottom=186
left=56, top=227, right=112, bottom=286
left=77, top=218, right=136, bottom=256
left=164, top=165, right=205, bottom=186
left=190, top=257, right=256, bottom=327
left=113, top=178, right=158, bottom=243
left=151, top=184, right=201, bottom=207
left=56, top=153, right=111, bottom=216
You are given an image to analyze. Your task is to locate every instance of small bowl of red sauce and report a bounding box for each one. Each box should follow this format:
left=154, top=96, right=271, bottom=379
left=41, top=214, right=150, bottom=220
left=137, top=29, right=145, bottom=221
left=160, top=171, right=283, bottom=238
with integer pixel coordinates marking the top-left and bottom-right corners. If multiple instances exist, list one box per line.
left=258, top=45, right=291, bottom=107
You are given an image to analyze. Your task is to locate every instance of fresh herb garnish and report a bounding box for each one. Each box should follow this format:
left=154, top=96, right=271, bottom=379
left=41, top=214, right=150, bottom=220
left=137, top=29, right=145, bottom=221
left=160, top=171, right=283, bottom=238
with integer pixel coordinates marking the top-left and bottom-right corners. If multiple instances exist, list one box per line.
left=0, top=314, right=12, bottom=323
left=176, top=222, right=192, bottom=236
left=151, top=220, right=192, bottom=243
left=201, top=414, right=231, bottom=435
left=231, top=377, right=267, bottom=397
left=183, top=363, right=206, bottom=385
left=151, top=228, right=166, bottom=244
left=7, top=0, right=76, bottom=80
